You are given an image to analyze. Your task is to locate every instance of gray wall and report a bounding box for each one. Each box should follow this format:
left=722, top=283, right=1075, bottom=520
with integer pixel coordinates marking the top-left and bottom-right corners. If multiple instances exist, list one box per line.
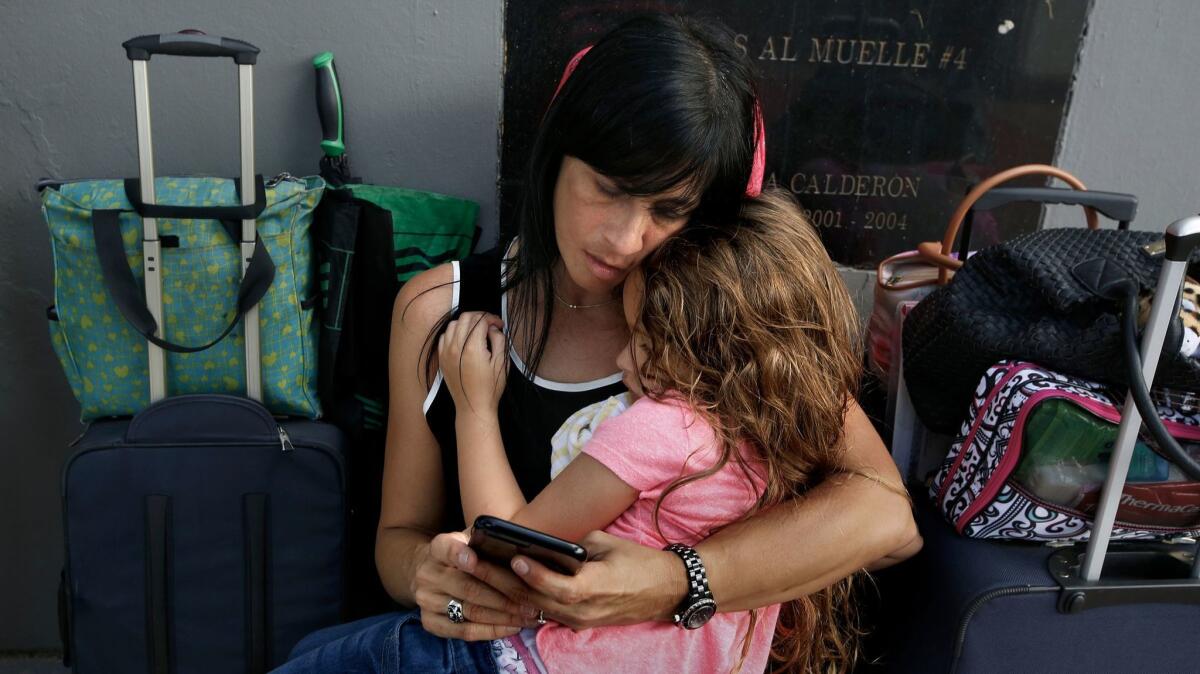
left=4, top=0, right=1200, bottom=653
left=0, top=0, right=503, bottom=650
left=1045, top=1, right=1200, bottom=233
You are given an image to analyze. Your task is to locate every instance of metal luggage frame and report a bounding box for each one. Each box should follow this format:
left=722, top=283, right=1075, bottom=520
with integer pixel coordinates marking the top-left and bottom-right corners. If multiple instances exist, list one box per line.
left=124, top=30, right=264, bottom=402
left=890, top=210, right=1200, bottom=613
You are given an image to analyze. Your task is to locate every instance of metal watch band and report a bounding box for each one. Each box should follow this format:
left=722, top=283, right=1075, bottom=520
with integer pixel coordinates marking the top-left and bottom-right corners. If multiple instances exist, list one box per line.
left=665, top=543, right=715, bottom=628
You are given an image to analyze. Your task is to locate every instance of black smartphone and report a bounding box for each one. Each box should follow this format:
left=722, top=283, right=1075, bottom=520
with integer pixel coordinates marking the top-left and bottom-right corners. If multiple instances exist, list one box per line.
left=468, top=516, right=588, bottom=575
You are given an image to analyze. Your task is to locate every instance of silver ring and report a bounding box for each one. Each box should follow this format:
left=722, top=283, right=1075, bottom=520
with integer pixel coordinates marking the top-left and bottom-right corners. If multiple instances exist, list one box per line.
left=446, top=598, right=467, bottom=624
left=536, top=609, right=547, bottom=626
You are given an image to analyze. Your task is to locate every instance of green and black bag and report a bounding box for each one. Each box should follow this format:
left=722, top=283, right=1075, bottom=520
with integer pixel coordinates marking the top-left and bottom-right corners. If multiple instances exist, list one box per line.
left=312, top=51, right=479, bottom=617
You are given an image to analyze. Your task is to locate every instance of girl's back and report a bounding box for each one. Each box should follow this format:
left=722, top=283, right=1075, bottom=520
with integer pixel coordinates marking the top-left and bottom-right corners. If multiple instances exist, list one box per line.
left=537, top=395, right=778, bottom=673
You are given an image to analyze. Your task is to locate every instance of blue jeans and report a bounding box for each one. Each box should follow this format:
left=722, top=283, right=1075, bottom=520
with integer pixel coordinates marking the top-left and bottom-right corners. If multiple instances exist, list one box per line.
left=270, top=610, right=498, bottom=674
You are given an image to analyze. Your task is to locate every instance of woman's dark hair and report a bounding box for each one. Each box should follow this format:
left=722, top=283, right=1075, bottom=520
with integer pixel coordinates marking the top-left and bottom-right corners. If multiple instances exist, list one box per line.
left=504, top=13, right=762, bottom=379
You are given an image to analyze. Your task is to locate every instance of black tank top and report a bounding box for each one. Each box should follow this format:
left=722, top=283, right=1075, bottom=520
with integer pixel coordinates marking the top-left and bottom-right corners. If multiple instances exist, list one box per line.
left=424, top=245, right=627, bottom=531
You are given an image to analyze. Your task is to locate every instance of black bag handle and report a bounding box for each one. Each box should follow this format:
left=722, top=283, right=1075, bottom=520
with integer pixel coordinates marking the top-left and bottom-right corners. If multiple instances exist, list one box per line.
left=125, top=175, right=266, bottom=221
left=91, top=209, right=275, bottom=354
left=1075, top=257, right=1200, bottom=480
left=972, top=187, right=1138, bottom=227
left=1120, top=289, right=1200, bottom=481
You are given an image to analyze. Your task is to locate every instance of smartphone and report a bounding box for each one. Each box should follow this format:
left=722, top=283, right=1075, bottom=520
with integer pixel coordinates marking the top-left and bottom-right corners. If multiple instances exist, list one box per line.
left=468, top=516, right=588, bottom=575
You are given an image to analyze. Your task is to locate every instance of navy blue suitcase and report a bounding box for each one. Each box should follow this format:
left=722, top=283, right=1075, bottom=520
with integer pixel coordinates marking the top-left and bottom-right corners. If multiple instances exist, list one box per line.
left=58, top=32, right=346, bottom=673
left=61, top=397, right=346, bottom=673
left=866, top=214, right=1200, bottom=673
left=865, top=498, right=1200, bottom=673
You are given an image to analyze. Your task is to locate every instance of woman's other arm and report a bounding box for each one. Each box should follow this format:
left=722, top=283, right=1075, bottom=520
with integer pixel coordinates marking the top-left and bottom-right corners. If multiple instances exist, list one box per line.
left=375, top=264, right=452, bottom=605
left=498, top=400, right=920, bottom=626
left=694, top=400, right=920, bottom=611
left=376, top=265, right=539, bottom=639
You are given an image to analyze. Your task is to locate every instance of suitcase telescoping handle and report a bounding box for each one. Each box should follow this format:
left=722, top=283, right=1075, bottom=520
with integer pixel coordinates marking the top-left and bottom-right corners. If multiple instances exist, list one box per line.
left=123, top=31, right=260, bottom=64
left=924, top=186, right=1137, bottom=279
left=1076, top=216, right=1200, bottom=587
left=120, top=31, right=264, bottom=404
left=969, top=186, right=1138, bottom=223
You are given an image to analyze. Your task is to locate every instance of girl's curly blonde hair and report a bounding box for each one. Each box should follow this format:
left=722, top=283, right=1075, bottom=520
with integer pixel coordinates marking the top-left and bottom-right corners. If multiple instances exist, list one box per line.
left=634, top=187, right=867, bottom=673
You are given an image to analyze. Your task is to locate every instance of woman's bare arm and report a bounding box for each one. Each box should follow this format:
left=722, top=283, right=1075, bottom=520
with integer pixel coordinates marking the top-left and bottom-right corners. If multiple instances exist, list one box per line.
left=694, top=400, right=920, bottom=611
left=497, top=400, right=920, bottom=626
left=375, top=265, right=541, bottom=640
left=375, top=263, right=454, bottom=605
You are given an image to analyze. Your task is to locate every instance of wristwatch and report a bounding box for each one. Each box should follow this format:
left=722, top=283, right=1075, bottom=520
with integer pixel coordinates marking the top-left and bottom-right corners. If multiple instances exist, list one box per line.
left=664, top=543, right=717, bottom=629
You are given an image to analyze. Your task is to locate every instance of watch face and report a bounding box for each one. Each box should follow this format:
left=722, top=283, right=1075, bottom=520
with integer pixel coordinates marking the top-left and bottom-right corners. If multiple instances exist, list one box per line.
left=683, top=601, right=717, bottom=629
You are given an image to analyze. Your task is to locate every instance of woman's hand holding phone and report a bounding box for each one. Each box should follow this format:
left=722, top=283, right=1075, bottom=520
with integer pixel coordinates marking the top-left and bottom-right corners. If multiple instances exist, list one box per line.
left=506, top=530, right=686, bottom=629
left=413, top=531, right=543, bottom=640
left=457, top=528, right=686, bottom=630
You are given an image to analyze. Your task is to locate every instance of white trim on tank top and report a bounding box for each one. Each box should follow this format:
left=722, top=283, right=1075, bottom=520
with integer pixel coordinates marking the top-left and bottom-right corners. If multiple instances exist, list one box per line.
left=501, top=240, right=623, bottom=392
left=422, top=261, right=461, bottom=415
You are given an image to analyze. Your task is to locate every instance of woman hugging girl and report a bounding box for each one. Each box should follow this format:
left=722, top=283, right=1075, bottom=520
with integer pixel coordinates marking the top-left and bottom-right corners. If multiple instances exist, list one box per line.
left=440, top=189, right=870, bottom=673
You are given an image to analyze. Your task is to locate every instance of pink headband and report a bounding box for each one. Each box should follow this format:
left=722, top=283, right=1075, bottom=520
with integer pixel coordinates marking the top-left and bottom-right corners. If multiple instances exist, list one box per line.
left=552, top=46, right=766, bottom=198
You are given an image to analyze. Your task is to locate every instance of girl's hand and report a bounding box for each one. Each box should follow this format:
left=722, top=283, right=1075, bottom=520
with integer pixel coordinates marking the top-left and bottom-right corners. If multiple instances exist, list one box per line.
left=437, top=312, right=507, bottom=418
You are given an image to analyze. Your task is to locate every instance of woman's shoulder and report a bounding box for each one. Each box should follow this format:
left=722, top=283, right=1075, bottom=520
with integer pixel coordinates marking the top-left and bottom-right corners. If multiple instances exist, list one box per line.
left=391, top=245, right=506, bottom=331
left=393, top=263, right=456, bottom=334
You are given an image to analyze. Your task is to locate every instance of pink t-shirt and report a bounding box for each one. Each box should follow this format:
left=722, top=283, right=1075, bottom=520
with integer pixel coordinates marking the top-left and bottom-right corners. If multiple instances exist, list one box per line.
left=536, top=396, right=780, bottom=674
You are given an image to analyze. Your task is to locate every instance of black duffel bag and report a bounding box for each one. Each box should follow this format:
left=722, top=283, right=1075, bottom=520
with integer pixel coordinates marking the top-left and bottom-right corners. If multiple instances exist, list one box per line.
left=902, top=184, right=1200, bottom=436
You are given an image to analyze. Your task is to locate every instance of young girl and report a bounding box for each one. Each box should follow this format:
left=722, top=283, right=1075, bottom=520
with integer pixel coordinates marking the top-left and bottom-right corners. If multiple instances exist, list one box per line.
left=439, top=189, right=867, bottom=673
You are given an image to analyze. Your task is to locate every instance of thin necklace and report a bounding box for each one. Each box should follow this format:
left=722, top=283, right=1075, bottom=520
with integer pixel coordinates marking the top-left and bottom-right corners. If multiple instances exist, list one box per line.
left=552, top=289, right=620, bottom=310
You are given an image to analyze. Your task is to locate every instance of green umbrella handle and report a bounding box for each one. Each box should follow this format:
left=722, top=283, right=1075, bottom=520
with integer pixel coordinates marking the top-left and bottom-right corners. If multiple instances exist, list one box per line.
left=313, top=51, right=345, bottom=157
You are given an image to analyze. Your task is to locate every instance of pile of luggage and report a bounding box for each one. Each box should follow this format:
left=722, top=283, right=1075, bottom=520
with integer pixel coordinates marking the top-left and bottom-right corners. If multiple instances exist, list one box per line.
left=46, top=33, right=478, bottom=673
left=864, top=165, right=1200, bottom=672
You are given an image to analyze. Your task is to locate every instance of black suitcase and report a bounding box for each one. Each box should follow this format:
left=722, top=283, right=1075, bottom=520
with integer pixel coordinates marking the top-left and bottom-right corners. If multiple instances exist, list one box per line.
left=62, top=400, right=346, bottom=674
left=865, top=498, right=1200, bottom=673
left=59, top=32, right=346, bottom=674
left=866, top=214, right=1200, bottom=673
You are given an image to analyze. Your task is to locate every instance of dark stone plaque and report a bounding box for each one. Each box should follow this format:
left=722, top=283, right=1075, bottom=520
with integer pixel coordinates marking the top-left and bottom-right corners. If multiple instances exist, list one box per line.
left=501, top=1, right=1091, bottom=267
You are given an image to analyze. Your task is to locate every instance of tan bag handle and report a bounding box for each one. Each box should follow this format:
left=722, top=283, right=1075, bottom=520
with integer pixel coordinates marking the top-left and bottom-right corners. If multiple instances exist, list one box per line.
left=925, top=164, right=1099, bottom=285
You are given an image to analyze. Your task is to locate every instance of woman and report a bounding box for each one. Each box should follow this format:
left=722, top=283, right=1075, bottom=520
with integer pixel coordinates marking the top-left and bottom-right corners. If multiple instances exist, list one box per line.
left=278, top=13, right=920, bottom=672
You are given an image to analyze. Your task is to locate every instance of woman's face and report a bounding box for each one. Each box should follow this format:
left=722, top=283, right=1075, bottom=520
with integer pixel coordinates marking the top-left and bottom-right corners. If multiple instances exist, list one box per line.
left=552, top=156, right=692, bottom=295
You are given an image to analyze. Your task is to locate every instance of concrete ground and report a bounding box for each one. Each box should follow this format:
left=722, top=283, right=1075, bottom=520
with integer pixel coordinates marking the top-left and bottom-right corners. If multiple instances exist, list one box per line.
left=0, top=653, right=70, bottom=674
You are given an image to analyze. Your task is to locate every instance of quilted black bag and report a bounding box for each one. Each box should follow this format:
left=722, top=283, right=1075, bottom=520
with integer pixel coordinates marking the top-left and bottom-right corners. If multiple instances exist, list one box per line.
left=901, top=185, right=1200, bottom=437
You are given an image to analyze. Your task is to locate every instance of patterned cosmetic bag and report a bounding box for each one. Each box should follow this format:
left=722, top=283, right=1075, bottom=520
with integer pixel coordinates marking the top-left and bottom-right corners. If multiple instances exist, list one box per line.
left=930, top=360, right=1200, bottom=541
left=43, top=174, right=324, bottom=421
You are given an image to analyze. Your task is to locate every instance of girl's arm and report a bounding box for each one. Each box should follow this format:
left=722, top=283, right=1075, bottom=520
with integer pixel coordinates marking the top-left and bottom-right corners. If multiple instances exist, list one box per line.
left=441, top=313, right=638, bottom=536
left=457, top=409, right=637, bottom=538
left=453, top=411, right=525, bottom=524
